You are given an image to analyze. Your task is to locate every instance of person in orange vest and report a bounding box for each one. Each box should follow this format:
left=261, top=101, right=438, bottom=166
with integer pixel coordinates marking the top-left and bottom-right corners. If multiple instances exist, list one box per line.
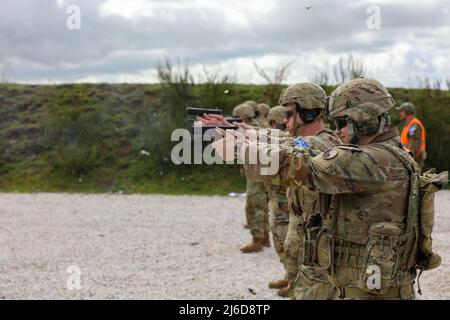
left=396, top=102, right=427, bottom=167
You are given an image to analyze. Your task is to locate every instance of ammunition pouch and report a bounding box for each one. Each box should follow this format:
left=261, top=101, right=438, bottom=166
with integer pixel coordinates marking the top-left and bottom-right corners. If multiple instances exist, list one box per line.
left=358, top=222, right=402, bottom=294
left=302, top=223, right=418, bottom=294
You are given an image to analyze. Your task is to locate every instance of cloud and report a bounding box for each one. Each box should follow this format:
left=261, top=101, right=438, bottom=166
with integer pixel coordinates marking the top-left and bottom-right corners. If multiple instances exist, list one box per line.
left=0, top=0, right=449, bottom=87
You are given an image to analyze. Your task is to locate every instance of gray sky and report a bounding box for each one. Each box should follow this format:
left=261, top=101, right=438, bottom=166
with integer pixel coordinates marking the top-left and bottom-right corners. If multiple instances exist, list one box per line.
left=1, top=0, right=449, bottom=87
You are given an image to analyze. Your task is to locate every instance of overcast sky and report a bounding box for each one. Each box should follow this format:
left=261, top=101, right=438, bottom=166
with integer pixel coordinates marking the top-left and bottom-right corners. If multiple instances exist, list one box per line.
left=0, top=0, right=449, bottom=87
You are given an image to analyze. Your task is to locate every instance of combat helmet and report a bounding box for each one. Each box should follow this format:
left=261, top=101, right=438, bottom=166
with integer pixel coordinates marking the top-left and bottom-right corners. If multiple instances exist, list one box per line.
left=256, top=103, right=271, bottom=117
left=329, top=77, right=395, bottom=140
left=279, top=82, right=327, bottom=110
left=267, top=106, right=287, bottom=125
left=243, top=100, right=258, bottom=111
left=233, top=103, right=255, bottom=119
left=278, top=82, right=327, bottom=126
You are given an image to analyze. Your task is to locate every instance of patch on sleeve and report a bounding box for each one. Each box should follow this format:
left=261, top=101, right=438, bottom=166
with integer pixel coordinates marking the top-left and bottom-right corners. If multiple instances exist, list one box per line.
left=312, top=147, right=351, bottom=172
left=322, top=149, right=339, bottom=160
left=294, top=137, right=310, bottom=149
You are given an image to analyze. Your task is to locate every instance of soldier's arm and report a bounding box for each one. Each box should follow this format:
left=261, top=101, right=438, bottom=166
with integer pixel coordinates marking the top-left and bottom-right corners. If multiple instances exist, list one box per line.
left=239, top=140, right=294, bottom=181
left=289, top=146, right=408, bottom=194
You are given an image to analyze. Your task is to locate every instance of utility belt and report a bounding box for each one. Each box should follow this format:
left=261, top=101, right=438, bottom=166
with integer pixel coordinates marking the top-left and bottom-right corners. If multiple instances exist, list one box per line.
left=339, top=283, right=414, bottom=300
left=302, top=222, right=418, bottom=295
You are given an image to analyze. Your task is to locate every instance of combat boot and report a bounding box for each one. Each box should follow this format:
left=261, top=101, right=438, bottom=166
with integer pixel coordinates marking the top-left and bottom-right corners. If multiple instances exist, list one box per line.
left=277, top=286, right=292, bottom=298
left=262, top=234, right=271, bottom=247
left=268, top=278, right=289, bottom=289
left=240, top=237, right=264, bottom=253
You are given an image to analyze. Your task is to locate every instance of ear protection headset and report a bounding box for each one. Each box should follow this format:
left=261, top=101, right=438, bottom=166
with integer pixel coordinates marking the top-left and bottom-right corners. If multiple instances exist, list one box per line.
left=296, top=104, right=321, bottom=123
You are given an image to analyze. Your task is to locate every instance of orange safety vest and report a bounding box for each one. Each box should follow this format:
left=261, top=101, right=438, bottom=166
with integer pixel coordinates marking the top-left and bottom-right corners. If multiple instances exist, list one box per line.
left=401, top=117, right=426, bottom=156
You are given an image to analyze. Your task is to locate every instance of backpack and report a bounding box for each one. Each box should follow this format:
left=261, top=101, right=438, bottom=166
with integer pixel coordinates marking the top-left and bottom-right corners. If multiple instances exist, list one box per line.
left=377, top=144, right=448, bottom=293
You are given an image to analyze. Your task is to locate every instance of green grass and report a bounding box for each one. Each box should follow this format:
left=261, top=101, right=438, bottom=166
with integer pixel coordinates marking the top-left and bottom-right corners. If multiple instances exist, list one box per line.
left=0, top=83, right=449, bottom=194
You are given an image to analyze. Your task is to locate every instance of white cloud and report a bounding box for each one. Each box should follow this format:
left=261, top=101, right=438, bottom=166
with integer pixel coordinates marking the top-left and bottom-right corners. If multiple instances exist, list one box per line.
left=1, top=0, right=449, bottom=87
left=413, top=59, right=427, bottom=70
left=99, top=0, right=275, bottom=26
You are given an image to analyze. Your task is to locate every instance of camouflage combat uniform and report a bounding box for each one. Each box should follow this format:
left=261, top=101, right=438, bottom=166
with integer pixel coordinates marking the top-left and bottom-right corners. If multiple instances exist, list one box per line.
left=234, top=101, right=270, bottom=252
left=284, top=130, right=341, bottom=300
left=246, top=106, right=270, bottom=245
left=233, top=101, right=269, bottom=245
left=243, top=84, right=341, bottom=298
left=286, top=78, right=428, bottom=299
left=244, top=160, right=270, bottom=243
left=289, top=129, right=418, bottom=299
left=255, top=103, right=271, bottom=129
left=267, top=177, right=289, bottom=267
left=246, top=126, right=341, bottom=298
left=264, top=106, right=290, bottom=289
left=275, top=83, right=341, bottom=299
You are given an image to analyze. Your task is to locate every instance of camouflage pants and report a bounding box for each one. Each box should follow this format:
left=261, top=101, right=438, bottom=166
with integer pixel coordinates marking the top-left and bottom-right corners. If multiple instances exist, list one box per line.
left=268, top=189, right=290, bottom=269
left=293, top=265, right=339, bottom=300
left=246, top=179, right=269, bottom=239
left=284, top=213, right=304, bottom=285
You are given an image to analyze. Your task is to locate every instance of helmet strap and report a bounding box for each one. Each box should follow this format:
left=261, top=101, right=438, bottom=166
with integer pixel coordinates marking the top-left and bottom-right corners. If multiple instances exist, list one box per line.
left=347, top=119, right=355, bottom=135
left=296, top=105, right=320, bottom=123
left=347, top=120, right=360, bottom=145
left=350, top=135, right=360, bottom=145
left=378, top=113, right=390, bottom=133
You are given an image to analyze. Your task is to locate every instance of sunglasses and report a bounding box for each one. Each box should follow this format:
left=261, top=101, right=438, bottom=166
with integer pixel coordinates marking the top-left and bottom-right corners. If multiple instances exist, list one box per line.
left=282, top=110, right=294, bottom=119
left=334, top=118, right=349, bottom=130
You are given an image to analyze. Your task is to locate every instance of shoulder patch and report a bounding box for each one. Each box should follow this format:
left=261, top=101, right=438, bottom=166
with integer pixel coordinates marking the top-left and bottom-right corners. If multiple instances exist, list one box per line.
left=312, top=147, right=351, bottom=171
left=336, top=144, right=363, bottom=152
left=322, top=149, right=339, bottom=160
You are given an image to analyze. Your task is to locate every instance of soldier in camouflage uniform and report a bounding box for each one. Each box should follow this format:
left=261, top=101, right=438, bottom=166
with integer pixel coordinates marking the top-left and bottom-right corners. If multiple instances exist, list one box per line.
left=243, top=100, right=269, bottom=129
left=213, top=80, right=446, bottom=300
left=265, top=106, right=291, bottom=293
left=255, top=103, right=271, bottom=128
left=283, top=78, right=428, bottom=299
left=223, top=84, right=341, bottom=298
left=277, top=83, right=341, bottom=299
left=233, top=103, right=257, bottom=126
left=396, top=102, right=427, bottom=168
left=233, top=103, right=270, bottom=253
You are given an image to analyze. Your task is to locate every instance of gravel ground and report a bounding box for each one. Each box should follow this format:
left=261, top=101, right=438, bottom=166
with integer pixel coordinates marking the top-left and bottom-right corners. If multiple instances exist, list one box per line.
left=0, top=192, right=448, bottom=300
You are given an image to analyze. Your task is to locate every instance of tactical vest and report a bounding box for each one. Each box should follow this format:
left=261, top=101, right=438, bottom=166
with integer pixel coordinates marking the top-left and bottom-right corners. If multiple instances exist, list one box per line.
left=288, top=129, right=340, bottom=221
left=306, top=143, right=447, bottom=298
left=401, top=117, right=426, bottom=156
